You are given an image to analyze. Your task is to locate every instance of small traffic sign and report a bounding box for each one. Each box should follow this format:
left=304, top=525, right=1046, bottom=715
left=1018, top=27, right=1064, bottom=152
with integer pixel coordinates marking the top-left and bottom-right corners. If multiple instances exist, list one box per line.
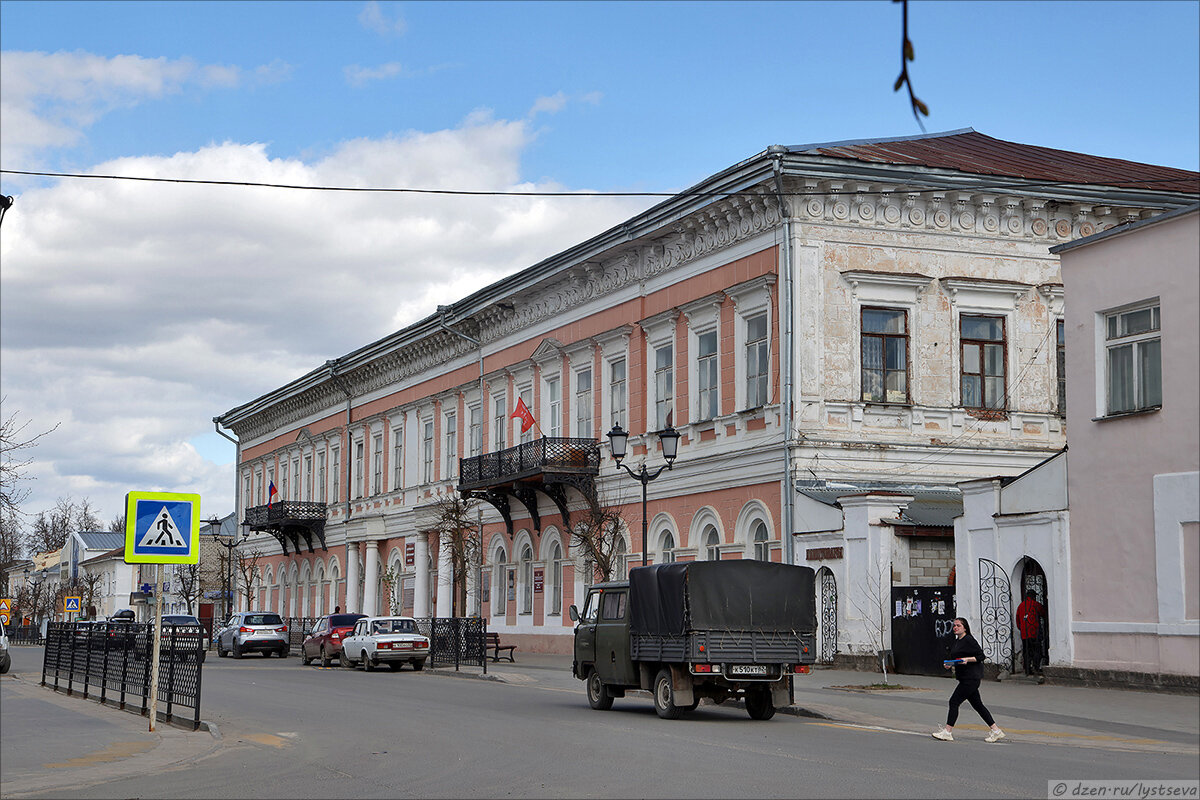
left=125, top=491, right=201, bottom=564
left=0, top=612, right=9, bottom=626
left=64, top=596, right=82, bottom=613
left=0, top=598, right=11, bottom=613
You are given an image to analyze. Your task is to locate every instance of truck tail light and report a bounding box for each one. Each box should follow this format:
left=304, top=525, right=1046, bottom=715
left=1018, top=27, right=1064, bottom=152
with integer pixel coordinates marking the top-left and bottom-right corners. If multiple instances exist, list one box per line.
left=793, top=664, right=811, bottom=674
left=693, top=663, right=713, bottom=673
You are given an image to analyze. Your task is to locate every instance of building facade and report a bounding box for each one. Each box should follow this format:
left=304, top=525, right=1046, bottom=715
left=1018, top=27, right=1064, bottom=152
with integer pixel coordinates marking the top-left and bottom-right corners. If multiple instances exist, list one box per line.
left=217, top=130, right=1198, bottom=655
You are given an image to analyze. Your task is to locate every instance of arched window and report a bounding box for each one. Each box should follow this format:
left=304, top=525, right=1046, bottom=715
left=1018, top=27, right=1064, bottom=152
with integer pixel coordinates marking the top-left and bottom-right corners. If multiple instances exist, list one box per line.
left=492, top=546, right=507, bottom=617
left=661, top=532, right=676, bottom=564
left=520, top=544, right=533, bottom=614
left=613, top=537, right=627, bottom=578
left=753, top=521, right=770, bottom=561
left=704, top=525, right=721, bottom=561
left=549, top=542, right=563, bottom=615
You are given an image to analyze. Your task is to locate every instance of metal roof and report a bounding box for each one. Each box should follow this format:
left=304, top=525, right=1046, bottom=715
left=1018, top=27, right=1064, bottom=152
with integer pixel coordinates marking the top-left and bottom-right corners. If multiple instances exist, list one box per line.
left=795, top=481, right=962, bottom=530
left=76, top=531, right=125, bottom=551
left=787, top=130, right=1199, bottom=194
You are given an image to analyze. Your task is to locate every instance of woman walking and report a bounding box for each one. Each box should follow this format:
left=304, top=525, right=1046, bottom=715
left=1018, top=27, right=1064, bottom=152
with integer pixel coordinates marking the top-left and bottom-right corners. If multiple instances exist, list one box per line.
left=932, top=617, right=1006, bottom=742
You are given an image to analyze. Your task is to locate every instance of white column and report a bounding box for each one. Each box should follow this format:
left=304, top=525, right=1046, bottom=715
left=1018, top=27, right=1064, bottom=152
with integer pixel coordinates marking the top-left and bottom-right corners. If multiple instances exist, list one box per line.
left=414, top=534, right=431, bottom=617
left=436, top=531, right=454, bottom=618
left=362, top=541, right=380, bottom=616
left=346, top=542, right=361, bottom=613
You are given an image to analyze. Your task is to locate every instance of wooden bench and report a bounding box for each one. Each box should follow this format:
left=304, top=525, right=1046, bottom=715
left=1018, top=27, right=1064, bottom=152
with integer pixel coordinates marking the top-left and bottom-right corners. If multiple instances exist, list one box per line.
left=486, top=632, right=516, bottom=662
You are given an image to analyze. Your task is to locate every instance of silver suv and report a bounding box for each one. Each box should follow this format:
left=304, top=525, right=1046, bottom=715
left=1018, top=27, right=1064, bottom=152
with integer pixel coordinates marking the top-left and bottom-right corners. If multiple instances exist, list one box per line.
left=216, top=612, right=289, bottom=659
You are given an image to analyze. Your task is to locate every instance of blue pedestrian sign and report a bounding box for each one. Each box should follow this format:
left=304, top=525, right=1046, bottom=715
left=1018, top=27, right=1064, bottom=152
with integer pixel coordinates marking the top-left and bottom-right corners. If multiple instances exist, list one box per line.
left=124, top=492, right=201, bottom=564
left=64, top=596, right=81, bottom=613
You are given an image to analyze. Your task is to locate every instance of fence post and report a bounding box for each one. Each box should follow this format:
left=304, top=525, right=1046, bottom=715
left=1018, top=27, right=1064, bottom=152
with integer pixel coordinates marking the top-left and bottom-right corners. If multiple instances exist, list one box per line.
left=193, top=629, right=204, bottom=732
left=81, top=626, right=93, bottom=700
left=66, top=624, right=77, bottom=696
left=99, top=623, right=111, bottom=706
left=164, top=624, right=176, bottom=724
left=40, top=624, right=50, bottom=687
left=141, top=627, right=152, bottom=718
left=118, top=628, right=131, bottom=710
left=454, top=618, right=460, bottom=672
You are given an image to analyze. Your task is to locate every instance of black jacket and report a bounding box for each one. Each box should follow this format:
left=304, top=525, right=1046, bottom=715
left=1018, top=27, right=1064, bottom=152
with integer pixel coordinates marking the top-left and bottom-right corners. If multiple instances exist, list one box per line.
left=948, top=633, right=987, bottom=682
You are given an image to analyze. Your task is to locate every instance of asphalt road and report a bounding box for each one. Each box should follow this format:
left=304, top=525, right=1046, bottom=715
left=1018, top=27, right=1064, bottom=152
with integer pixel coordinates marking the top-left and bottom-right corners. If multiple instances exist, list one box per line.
left=2, top=646, right=1197, bottom=799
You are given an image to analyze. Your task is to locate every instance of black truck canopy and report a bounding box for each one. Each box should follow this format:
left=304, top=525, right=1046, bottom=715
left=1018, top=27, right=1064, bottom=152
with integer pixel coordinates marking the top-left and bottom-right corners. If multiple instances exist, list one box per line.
left=629, top=561, right=816, bottom=636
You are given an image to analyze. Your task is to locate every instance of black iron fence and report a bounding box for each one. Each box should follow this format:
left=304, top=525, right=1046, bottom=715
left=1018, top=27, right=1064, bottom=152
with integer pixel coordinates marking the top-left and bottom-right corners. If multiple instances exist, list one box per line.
left=41, top=621, right=204, bottom=731
left=416, top=617, right=488, bottom=671
left=459, top=436, right=599, bottom=489
left=282, top=617, right=320, bottom=652
left=7, top=625, right=43, bottom=645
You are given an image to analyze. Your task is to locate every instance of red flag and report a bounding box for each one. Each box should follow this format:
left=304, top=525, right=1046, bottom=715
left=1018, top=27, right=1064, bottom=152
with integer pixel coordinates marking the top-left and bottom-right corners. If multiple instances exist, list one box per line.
left=511, top=397, right=536, bottom=433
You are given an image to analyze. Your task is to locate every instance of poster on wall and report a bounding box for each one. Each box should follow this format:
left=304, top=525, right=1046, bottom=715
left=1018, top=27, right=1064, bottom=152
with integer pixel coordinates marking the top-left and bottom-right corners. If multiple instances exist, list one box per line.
left=405, top=543, right=415, bottom=566
left=534, top=568, right=544, bottom=593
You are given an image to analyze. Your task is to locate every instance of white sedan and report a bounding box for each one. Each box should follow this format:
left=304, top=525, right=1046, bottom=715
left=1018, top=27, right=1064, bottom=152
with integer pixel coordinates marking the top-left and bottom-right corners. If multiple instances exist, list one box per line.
left=339, top=616, right=430, bottom=672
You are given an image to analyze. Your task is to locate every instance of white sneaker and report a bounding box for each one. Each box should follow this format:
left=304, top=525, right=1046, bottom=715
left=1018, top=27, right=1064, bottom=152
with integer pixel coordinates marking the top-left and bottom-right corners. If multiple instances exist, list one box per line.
left=931, top=729, right=953, bottom=741
left=985, top=729, right=1006, bottom=743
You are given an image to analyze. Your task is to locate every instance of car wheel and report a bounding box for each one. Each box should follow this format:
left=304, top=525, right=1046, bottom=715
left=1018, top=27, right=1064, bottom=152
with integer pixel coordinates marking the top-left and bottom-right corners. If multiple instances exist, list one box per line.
left=587, top=668, right=614, bottom=710
left=653, top=668, right=683, bottom=720
left=412, top=659, right=425, bottom=672
left=300, top=646, right=312, bottom=666
left=217, top=644, right=227, bottom=658
left=745, top=688, right=776, bottom=721
left=0, top=656, right=10, bottom=675
left=339, top=649, right=351, bottom=669
left=232, top=642, right=242, bottom=659
left=277, top=648, right=288, bottom=658
left=321, top=647, right=331, bottom=668
left=364, top=651, right=374, bottom=672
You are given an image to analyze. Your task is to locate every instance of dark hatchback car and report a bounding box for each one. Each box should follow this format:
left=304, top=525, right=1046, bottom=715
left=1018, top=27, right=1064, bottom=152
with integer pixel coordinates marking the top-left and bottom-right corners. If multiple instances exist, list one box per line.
left=300, top=613, right=367, bottom=667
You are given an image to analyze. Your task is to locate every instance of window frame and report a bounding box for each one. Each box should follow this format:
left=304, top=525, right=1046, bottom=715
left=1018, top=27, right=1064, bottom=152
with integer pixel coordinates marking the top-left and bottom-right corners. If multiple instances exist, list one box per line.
left=1103, top=301, right=1162, bottom=415
left=860, top=306, right=910, bottom=405
left=372, top=434, right=383, bottom=495
left=391, top=426, right=403, bottom=490
left=422, top=418, right=434, bottom=484
left=608, top=357, right=627, bottom=430
left=959, top=313, right=1008, bottom=413
left=443, top=411, right=457, bottom=479
left=696, top=329, right=719, bottom=422
left=575, top=367, right=593, bottom=438
left=654, top=343, right=674, bottom=430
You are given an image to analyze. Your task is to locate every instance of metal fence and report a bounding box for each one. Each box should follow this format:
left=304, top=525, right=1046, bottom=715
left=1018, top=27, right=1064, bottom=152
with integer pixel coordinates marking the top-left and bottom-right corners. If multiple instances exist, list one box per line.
left=41, top=621, right=205, bottom=730
left=7, top=625, right=43, bottom=645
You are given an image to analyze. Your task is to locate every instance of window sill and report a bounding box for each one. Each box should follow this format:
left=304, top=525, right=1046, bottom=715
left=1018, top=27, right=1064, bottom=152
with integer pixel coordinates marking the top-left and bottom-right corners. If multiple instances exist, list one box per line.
left=861, top=401, right=912, bottom=409
left=1092, top=406, right=1161, bottom=422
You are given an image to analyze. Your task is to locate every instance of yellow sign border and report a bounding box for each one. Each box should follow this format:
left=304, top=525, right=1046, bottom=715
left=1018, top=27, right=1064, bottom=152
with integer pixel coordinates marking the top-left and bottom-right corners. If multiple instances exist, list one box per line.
left=124, top=491, right=201, bottom=564
left=63, top=596, right=82, bottom=612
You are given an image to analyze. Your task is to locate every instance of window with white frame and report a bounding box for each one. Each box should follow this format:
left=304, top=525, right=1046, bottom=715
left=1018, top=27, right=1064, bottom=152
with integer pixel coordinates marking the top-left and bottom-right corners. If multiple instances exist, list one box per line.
left=243, top=474, right=251, bottom=512
left=518, top=388, right=534, bottom=444
left=609, top=358, right=626, bottom=429
left=660, top=532, right=676, bottom=564
left=280, top=462, right=289, bottom=504
left=746, top=313, right=769, bottom=409
left=291, top=457, right=300, bottom=501
left=267, top=467, right=274, bottom=500
left=613, top=538, right=626, bottom=578
left=1105, top=302, right=1161, bottom=414
left=354, top=443, right=364, bottom=499
left=468, top=405, right=482, bottom=456
left=331, top=447, right=340, bottom=503
left=392, top=427, right=403, bottom=489
left=654, top=344, right=674, bottom=429
left=546, top=376, right=562, bottom=437
left=703, top=526, right=720, bottom=561
left=519, top=544, right=533, bottom=613
left=960, top=315, right=1007, bottom=411
left=304, top=455, right=313, bottom=501
left=422, top=419, right=434, bottom=483
left=317, top=451, right=326, bottom=503
left=372, top=434, right=383, bottom=495
left=697, top=330, right=719, bottom=421
left=575, top=368, right=592, bottom=438
left=550, top=541, right=562, bottom=615
left=861, top=307, right=909, bottom=404
left=752, top=521, right=770, bottom=561
left=444, top=411, right=457, bottom=478
left=492, top=547, right=507, bottom=615
left=493, top=394, right=507, bottom=450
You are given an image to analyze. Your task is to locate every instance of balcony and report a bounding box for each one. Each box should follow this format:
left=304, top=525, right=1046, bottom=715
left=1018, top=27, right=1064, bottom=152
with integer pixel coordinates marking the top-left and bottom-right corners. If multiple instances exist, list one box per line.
left=244, top=501, right=328, bottom=555
left=458, top=437, right=600, bottom=534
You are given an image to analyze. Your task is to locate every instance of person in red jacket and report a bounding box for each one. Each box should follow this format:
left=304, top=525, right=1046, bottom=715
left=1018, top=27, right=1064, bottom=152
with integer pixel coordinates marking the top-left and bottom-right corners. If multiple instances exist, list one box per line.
left=1016, top=590, right=1045, bottom=678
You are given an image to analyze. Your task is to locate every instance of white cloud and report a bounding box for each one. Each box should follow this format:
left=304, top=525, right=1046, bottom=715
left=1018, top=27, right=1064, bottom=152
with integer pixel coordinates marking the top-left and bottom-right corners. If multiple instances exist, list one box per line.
left=0, top=112, right=648, bottom=527
left=530, top=92, right=568, bottom=117
left=344, top=61, right=407, bottom=87
left=358, top=1, right=407, bottom=36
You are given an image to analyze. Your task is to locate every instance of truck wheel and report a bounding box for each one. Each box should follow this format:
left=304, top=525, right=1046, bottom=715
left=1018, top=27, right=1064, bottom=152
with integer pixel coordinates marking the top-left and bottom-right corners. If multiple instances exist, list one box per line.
left=653, top=669, right=683, bottom=720
left=586, top=669, right=614, bottom=710
left=745, top=688, right=776, bottom=720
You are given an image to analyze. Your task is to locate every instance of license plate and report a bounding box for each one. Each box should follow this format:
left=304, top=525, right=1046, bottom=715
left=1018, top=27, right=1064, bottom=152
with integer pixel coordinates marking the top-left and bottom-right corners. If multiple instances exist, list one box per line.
left=729, top=664, right=769, bottom=676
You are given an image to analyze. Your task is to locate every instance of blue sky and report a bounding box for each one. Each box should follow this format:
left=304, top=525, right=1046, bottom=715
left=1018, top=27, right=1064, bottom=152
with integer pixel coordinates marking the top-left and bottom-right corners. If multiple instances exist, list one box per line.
left=1, top=0, right=1197, bottom=526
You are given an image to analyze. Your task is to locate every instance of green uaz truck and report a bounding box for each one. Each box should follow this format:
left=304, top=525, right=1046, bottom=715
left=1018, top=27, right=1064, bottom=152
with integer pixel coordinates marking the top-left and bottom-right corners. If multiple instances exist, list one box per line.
left=569, top=560, right=817, bottom=720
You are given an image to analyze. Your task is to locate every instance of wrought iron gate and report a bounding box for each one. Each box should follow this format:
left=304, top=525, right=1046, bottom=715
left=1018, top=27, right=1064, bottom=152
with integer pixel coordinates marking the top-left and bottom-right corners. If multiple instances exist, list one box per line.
left=978, top=558, right=1014, bottom=672
left=818, top=568, right=838, bottom=664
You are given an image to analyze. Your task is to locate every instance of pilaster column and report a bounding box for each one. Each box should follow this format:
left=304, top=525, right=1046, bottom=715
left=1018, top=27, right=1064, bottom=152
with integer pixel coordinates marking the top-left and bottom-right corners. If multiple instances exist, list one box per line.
left=414, top=534, right=431, bottom=617
left=436, top=531, right=454, bottom=617
left=345, top=542, right=361, bottom=613
left=363, top=541, right=380, bottom=616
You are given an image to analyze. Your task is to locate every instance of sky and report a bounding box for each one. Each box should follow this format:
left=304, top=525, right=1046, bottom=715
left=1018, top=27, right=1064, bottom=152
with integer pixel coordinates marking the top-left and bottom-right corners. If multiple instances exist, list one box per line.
left=1, top=0, right=1198, bottom=529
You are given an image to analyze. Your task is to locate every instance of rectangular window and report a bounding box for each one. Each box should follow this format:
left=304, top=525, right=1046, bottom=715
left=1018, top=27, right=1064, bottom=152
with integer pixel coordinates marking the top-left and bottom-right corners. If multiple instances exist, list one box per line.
left=610, top=358, right=626, bottom=429
left=654, top=344, right=674, bottom=429
left=423, top=420, right=434, bottom=483
left=575, top=368, right=592, bottom=438
left=291, top=458, right=300, bottom=501
left=392, top=428, right=403, bottom=489
left=1105, top=303, right=1161, bottom=414
left=960, top=315, right=1007, bottom=411
left=517, top=388, right=534, bottom=444
left=317, top=451, right=326, bottom=503
left=492, top=395, right=507, bottom=450
left=546, top=377, right=562, bottom=437
left=444, top=412, right=457, bottom=478
left=372, top=435, right=383, bottom=495
left=280, top=462, right=289, bottom=506
left=304, top=455, right=313, bottom=501
left=746, top=313, right=769, bottom=408
left=354, top=442, right=364, bottom=498
left=697, top=330, right=719, bottom=421
left=468, top=406, right=482, bottom=457
left=1056, top=319, right=1066, bottom=416
left=331, top=447, right=340, bottom=502
left=861, top=308, right=909, bottom=404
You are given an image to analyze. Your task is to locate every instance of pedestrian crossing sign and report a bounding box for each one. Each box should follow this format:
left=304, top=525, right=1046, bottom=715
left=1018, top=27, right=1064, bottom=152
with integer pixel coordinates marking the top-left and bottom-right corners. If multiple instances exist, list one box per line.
left=64, top=596, right=81, bottom=613
left=124, top=491, right=201, bottom=564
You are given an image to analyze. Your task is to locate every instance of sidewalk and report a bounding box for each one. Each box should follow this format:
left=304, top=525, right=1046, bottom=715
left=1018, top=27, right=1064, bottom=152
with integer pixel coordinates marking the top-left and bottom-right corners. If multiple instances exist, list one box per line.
left=434, top=651, right=1200, bottom=754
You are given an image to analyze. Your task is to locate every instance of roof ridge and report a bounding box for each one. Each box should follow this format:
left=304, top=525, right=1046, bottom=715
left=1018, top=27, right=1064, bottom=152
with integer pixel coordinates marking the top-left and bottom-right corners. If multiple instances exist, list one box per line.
left=782, top=128, right=978, bottom=154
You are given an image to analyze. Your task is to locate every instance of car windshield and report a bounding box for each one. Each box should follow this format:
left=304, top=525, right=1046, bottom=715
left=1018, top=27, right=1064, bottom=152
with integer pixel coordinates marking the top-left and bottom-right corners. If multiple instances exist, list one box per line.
left=244, top=614, right=283, bottom=626
left=330, top=614, right=364, bottom=627
left=372, top=619, right=415, bottom=635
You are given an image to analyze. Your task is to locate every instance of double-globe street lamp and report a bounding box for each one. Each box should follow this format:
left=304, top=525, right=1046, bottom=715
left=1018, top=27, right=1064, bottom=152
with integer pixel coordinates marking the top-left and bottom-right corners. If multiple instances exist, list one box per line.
left=605, top=423, right=681, bottom=568
left=206, top=516, right=249, bottom=622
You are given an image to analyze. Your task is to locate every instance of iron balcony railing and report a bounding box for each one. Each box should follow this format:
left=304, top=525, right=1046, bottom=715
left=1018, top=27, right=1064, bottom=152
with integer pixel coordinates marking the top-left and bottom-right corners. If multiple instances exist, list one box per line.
left=244, top=501, right=327, bottom=528
left=458, top=436, right=600, bottom=491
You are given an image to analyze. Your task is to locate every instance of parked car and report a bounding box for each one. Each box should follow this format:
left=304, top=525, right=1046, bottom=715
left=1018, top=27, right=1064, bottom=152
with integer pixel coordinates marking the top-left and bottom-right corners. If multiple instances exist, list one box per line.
left=1, top=617, right=11, bottom=674
left=339, top=616, right=429, bottom=672
left=141, top=614, right=209, bottom=662
left=216, top=612, right=289, bottom=659
left=300, top=613, right=366, bottom=667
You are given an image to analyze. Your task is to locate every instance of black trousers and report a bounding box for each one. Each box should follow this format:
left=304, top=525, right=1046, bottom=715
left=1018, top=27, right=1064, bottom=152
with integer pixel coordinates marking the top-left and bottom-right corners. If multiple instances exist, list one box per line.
left=947, top=679, right=995, bottom=727
left=1022, top=636, right=1043, bottom=674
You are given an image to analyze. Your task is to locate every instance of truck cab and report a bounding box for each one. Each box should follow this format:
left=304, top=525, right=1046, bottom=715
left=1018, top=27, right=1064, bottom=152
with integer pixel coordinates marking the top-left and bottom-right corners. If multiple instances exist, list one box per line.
left=572, top=581, right=637, bottom=691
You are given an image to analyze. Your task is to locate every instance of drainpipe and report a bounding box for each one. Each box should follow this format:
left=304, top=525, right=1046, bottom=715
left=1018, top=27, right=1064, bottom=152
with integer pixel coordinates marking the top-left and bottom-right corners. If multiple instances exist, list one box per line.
left=213, top=418, right=240, bottom=526
left=770, top=146, right=796, bottom=566
left=325, top=359, right=355, bottom=523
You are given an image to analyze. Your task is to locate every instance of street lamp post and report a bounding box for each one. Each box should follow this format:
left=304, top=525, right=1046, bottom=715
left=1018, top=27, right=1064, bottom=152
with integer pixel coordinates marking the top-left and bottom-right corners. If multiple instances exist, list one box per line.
left=207, top=516, right=249, bottom=622
left=605, top=424, right=681, bottom=568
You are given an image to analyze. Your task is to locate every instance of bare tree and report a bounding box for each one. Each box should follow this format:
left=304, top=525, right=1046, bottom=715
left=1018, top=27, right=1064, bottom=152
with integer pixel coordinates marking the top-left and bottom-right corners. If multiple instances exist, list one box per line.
left=76, top=572, right=103, bottom=617
left=0, top=399, right=58, bottom=519
left=236, top=550, right=264, bottom=610
left=850, top=557, right=895, bottom=684
left=25, top=496, right=103, bottom=553
left=0, top=508, right=24, bottom=591
left=570, top=501, right=634, bottom=584
left=380, top=566, right=403, bottom=615
left=108, top=514, right=126, bottom=534
left=173, top=564, right=203, bottom=615
left=430, top=494, right=482, bottom=617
